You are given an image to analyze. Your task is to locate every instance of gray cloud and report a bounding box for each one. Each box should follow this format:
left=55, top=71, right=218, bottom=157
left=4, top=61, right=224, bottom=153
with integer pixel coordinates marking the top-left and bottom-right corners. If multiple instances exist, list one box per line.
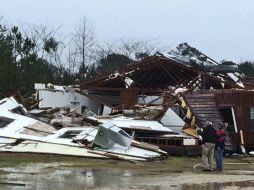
left=1, top=0, right=254, bottom=62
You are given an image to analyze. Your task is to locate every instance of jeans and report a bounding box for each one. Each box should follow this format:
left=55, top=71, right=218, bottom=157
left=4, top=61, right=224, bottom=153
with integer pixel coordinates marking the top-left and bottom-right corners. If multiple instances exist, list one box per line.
left=215, top=147, right=224, bottom=170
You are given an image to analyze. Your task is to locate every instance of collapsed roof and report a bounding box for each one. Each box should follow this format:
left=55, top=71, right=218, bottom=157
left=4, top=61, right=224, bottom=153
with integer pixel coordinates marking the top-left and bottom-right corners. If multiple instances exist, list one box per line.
left=80, top=53, right=254, bottom=93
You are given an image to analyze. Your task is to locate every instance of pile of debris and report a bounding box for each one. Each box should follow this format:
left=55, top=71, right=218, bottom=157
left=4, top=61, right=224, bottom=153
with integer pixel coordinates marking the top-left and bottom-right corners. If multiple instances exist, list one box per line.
left=75, top=53, right=254, bottom=155
left=23, top=81, right=201, bottom=156
left=20, top=52, right=254, bottom=156
left=0, top=97, right=167, bottom=161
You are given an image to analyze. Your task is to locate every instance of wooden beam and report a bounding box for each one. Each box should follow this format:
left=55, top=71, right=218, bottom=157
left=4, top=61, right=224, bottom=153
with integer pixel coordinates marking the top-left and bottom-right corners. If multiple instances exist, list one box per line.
left=158, top=62, right=179, bottom=84
left=140, top=68, right=161, bottom=88
left=83, top=87, right=163, bottom=93
left=133, top=69, right=154, bottom=88
left=149, top=68, right=168, bottom=87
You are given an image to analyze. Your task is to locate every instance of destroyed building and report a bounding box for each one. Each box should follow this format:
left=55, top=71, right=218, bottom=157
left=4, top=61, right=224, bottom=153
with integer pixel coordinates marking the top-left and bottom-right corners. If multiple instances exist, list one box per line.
left=34, top=83, right=101, bottom=114
left=76, top=53, right=254, bottom=154
left=0, top=97, right=166, bottom=161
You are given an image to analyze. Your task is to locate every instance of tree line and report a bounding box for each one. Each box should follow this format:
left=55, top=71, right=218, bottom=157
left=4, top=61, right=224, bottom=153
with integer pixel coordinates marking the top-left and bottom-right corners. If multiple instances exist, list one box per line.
left=0, top=17, right=161, bottom=97
left=0, top=18, right=254, bottom=97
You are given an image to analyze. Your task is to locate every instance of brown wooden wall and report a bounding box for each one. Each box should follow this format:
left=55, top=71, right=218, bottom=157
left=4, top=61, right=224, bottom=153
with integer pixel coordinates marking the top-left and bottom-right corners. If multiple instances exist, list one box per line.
left=120, top=89, right=138, bottom=108
left=215, top=90, right=254, bottom=151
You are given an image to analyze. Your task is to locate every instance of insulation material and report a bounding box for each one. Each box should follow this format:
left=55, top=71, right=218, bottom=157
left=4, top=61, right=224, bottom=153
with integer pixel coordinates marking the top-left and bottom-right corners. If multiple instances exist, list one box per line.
left=182, top=128, right=199, bottom=139
left=186, top=108, right=192, bottom=119
left=20, top=121, right=56, bottom=137
left=179, top=97, right=187, bottom=108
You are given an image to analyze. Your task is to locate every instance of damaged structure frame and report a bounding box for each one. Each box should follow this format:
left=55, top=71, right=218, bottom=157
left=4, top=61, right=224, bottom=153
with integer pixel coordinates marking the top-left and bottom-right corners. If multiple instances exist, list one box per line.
left=76, top=53, right=254, bottom=154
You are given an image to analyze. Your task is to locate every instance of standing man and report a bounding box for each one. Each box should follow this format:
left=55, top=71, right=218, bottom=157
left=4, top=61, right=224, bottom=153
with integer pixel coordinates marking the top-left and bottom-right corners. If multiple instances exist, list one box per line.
left=215, top=122, right=226, bottom=171
left=202, top=120, right=217, bottom=171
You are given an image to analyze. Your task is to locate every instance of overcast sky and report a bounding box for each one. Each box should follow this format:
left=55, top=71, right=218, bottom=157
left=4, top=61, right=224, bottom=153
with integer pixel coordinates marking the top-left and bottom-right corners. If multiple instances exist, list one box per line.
left=1, top=0, right=254, bottom=62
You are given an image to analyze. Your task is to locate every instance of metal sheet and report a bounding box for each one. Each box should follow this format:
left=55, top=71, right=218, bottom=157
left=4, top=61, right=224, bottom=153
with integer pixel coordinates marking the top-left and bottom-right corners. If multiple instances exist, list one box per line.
left=160, top=107, right=185, bottom=133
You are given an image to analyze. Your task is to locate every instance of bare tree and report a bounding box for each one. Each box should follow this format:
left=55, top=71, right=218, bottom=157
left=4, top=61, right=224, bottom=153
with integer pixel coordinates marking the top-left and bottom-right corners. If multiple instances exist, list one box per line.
left=94, top=41, right=116, bottom=62
left=22, top=24, right=60, bottom=57
left=73, top=17, right=96, bottom=79
left=117, top=38, right=162, bottom=60
left=20, top=23, right=67, bottom=70
left=66, top=38, right=79, bottom=75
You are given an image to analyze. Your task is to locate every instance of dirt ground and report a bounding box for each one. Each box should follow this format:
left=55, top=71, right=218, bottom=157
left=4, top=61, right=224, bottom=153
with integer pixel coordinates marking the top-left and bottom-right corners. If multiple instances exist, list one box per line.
left=0, top=153, right=254, bottom=190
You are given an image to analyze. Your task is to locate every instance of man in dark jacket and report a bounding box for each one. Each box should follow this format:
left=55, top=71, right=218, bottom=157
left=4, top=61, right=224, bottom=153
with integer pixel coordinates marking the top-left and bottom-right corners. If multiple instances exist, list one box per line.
left=215, top=122, right=226, bottom=171
left=202, top=120, right=217, bottom=171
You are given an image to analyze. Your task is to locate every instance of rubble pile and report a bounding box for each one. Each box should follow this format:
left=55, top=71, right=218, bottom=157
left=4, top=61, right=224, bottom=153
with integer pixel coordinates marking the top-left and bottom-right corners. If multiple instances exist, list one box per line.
left=12, top=53, right=254, bottom=156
